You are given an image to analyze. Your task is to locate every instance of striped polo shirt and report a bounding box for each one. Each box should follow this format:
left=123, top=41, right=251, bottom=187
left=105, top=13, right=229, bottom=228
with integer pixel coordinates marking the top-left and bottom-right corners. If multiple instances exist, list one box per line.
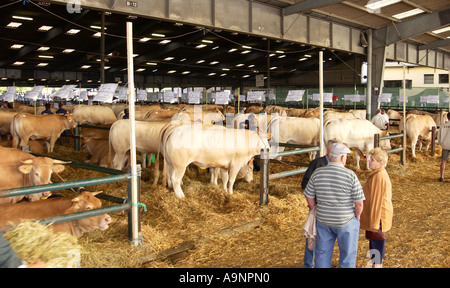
left=304, top=162, right=365, bottom=228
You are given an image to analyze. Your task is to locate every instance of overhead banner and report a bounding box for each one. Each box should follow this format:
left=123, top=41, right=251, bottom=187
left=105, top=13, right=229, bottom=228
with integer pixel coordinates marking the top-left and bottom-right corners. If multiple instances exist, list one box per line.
left=93, top=83, right=118, bottom=103
left=215, top=91, right=230, bottom=105
left=52, top=85, right=77, bottom=99
left=2, top=86, right=16, bottom=102
left=24, top=86, right=45, bottom=100
left=247, top=91, right=265, bottom=102
left=188, top=91, right=201, bottom=104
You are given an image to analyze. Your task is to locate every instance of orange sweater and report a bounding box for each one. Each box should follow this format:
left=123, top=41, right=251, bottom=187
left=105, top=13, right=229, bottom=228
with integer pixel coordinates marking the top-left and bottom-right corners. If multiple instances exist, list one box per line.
left=360, top=167, right=393, bottom=232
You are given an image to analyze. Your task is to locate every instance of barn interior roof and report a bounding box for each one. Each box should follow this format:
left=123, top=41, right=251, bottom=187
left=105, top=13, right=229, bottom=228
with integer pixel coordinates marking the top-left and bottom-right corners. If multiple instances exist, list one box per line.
left=0, top=0, right=449, bottom=87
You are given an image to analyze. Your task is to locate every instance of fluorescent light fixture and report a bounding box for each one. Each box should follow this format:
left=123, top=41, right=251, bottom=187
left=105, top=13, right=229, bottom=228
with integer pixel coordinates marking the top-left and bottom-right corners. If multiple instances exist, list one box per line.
left=151, top=33, right=165, bottom=37
left=269, top=53, right=276, bottom=57
left=392, top=8, right=424, bottom=19
left=210, top=61, right=219, bottom=65
left=241, top=50, right=251, bottom=54
left=6, top=22, right=22, bottom=28
left=174, top=23, right=183, bottom=26
left=92, top=32, right=101, bottom=38
left=104, top=66, right=110, bottom=69
left=182, top=71, right=191, bottom=74
left=248, top=65, right=255, bottom=68
left=305, top=54, right=312, bottom=58
left=66, top=29, right=80, bottom=35
left=62, top=49, right=75, bottom=53
left=146, top=62, right=157, bottom=65
left=10, top=44, right=24, bottom=49
left=299, top=57, right=308, bottom=61
left=220, top=74, right=227, bottom=77
left=180, top=58, right=186, bottom=62
left=211, top=46, right=219, bottom=50
left=222, top=68, right=230, bottom=71
left=164, top=57, right=174, bottom=61
left=13, top=61, right=25, bottom=66
left=236, top=63, right=244, bottom=67
left=276, top=50, right=284, bottom=53
left=208, top=73, right=216, bottom=76
left=228, top=48, right=237, bottom=53
left=136, top=68, right=146, bottom=72
left=38, top=25, right=53, bottom=32
left=159, top=40, right=171, bottom=44
left=39, top=55, right=53, bottom=59
left=242, top=75, right=250, bottom=78
left=365, top=0, right=401, bottom=10
left=270, top=66, right=277, bottom=70
left=139, top=37, right=151, bottom=42
left=278, top=55, right=286, bottom=59
left=167, top=70, right=176, bottom=74
left=196, top=60, right=205, bottom=64
left=133, top=54, right=139, bottom=57
left=28, top=78, right=34, bottom=81
left=196, top=44, right=207, bottom=49
left=12, top=16, right=33, bottom=21
left=90, top=25, right=106, bottom=30
left=202, top=40, right=213, bottom=44
left=37, top=63, right=48, bottom=67
left=432, top=26, right=450, bottom=34
left=37, top=46, right=50, bottom=51
left=40, top=79, right=47, bottom=81
left=242, top=45, right=251, bottom=49
left=81, top=65, right=91, bottom=69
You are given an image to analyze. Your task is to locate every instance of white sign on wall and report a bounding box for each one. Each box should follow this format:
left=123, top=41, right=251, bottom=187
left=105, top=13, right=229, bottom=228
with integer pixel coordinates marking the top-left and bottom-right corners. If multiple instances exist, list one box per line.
left=25, top=86, right=45, bottom=100
left=52, top=85, right=77, bottom=99
left=137, top=89, right=147, bottom=101
left=188, top=91, right=201, bottom=104
left=312, top=93, right=333, bottom=103
left=285, top=90, right=305, bottom=102
left=215, top=91, right=230, bottom=105
left=2, top=86, right=16, bottom=102
left=378, top=93, right=392, bottom=103
left=247, top=91, right=265, bottom=102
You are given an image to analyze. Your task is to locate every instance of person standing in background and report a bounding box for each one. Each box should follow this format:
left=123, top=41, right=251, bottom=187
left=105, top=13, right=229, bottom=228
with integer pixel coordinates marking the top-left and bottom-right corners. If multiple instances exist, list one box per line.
left=438, top=112, right=450, bottom=182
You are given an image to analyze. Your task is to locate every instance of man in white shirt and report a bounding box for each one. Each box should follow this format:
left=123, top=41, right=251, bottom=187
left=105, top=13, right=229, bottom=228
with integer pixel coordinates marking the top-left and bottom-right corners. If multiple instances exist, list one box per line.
left=371, top=109, right=389, bottom=130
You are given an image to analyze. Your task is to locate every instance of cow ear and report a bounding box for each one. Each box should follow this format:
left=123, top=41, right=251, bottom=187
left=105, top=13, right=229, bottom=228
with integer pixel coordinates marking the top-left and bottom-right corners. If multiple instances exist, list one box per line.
left=21, top=159, right=33, bottom=165
left=52, top=165, right=66, bottom=173
left=52, top=160, right=71, bottom=165
left=18, top=164, right=33, bottom=175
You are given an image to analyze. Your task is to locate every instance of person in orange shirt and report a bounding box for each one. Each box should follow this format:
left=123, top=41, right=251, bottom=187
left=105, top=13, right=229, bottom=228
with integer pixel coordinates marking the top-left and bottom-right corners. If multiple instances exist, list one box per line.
left=360, top=148, right=393, bottom=268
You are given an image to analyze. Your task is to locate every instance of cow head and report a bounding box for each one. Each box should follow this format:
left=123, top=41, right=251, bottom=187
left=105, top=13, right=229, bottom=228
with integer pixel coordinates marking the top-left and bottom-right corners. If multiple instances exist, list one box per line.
left=238, top=158, right=254, bottom=183
left=18, top=158, right=70, bottom=201
left=379, top=131, right=392, bottom=151
left=66, top=191, right=112, bottom=235
left=63, top=113, right=78, bottom=130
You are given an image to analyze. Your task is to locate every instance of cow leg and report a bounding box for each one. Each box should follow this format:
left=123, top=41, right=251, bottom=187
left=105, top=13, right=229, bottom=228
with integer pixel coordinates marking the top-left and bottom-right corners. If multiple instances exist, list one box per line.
left=354, top=151, right=362, bottom=170
left=221, top=169, right=229, bottom=191
left=227, top=166, right=241, bottom=195
left=141, top=152, right=147, bottom=169
left=411, top=136, right=418, bottom=158
left=210, top=168, right=219, bottom=185
left=112, top=152, right=127, bottom=170
left=171, top=166, right=186, bottom=199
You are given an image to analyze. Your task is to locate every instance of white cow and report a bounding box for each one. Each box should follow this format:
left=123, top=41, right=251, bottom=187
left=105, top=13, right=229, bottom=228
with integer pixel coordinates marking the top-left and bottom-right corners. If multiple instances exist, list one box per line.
left=159, top=123, right=270, bottom=199
left=109, top=119, right=169, bottom=171
left=72, top=105, right=117, bottom=125
left=268, top=116, right=320, bottom=161
left=324, top=118, right=391, bottom=170
left=400, top=114, right=437, bottom=158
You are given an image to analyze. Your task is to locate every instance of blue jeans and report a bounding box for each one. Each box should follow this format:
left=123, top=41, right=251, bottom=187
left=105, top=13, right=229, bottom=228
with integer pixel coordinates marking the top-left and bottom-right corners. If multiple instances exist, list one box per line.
left=315, top=217, right=360, bottom=268
left=304, top=239, right=315, bottom=268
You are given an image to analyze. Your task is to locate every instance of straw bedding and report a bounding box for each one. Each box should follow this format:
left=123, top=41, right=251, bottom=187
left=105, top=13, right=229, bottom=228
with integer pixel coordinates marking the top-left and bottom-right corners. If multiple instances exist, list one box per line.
left=17, top=138, right=449, bottom=268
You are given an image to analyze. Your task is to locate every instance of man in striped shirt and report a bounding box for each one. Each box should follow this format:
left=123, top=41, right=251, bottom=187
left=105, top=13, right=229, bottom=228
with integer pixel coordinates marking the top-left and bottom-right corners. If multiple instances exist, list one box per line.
left=304, top=142, right=365, bottom=268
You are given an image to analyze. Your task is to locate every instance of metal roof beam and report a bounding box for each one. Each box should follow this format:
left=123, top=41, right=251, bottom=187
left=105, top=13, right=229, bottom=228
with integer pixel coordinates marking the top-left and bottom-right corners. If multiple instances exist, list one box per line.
left=419, top=38, right=450, bottom=50
left=372, top=8, right=450, bottom=49
left=282, top=0, right=344, bottom=16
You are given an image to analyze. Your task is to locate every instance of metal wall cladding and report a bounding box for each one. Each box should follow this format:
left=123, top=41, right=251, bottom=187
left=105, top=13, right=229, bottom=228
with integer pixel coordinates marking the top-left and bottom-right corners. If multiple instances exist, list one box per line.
left=283, top=14, right=308, bottom=44
left=309, top=18, right=330, bottom=48
left=396, top=41, right=407, bottom=62
left=169, top=0, right=213, bottom=26
left=215, top=0, right=250, bottom=32
left=332, top=24, right=350, bottom=52
left=408, top=44, right=418, bottom=63
left=251, top=2, right=281, bottom=38
left=427, top=50, right=436, bottom=67
left=444, top=54, right=450, bottom=70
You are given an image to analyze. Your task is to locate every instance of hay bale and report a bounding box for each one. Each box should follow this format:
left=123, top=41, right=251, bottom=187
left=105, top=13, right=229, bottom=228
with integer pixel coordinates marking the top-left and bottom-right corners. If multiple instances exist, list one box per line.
left=4, top=221, right=82, bottom=268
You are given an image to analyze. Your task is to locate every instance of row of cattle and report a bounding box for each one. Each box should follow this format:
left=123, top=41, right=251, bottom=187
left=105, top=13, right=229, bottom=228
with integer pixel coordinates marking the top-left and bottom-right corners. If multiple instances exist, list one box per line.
left=0, top=103, right=447, bottom=238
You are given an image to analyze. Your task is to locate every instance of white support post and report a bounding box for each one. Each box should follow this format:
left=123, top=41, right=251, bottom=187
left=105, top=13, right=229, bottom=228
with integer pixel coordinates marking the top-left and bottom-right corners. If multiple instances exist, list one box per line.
left=126, top=21, right=141, bottom=246
left=319, top=51, right=324, bottom=157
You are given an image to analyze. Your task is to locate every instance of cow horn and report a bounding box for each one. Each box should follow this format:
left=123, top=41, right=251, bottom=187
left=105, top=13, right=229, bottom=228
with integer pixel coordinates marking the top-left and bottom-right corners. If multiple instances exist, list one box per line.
left=21, top=159, right=33, bottom=164
left=92, top=191, right=103, bottom=196
left=52, top=160, right=71, bottom=164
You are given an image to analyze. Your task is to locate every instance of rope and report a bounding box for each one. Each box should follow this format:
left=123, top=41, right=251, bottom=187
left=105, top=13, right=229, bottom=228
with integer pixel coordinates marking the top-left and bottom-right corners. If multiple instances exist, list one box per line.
left=124, top=197, right=147, bottom=212
left=130, top=236, right=143, bottom=247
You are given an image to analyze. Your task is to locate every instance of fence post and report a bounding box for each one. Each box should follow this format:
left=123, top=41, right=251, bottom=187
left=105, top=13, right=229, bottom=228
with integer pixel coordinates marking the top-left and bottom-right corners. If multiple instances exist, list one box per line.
left=128, top=164, right=142, bottom=241
left=259, top=148, right=269, bottom=206
left=431, top=126, right=436, bottom=158
left=401, top=130, right=406, bottom=166
left=374, top=133, right=380, bottom=148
